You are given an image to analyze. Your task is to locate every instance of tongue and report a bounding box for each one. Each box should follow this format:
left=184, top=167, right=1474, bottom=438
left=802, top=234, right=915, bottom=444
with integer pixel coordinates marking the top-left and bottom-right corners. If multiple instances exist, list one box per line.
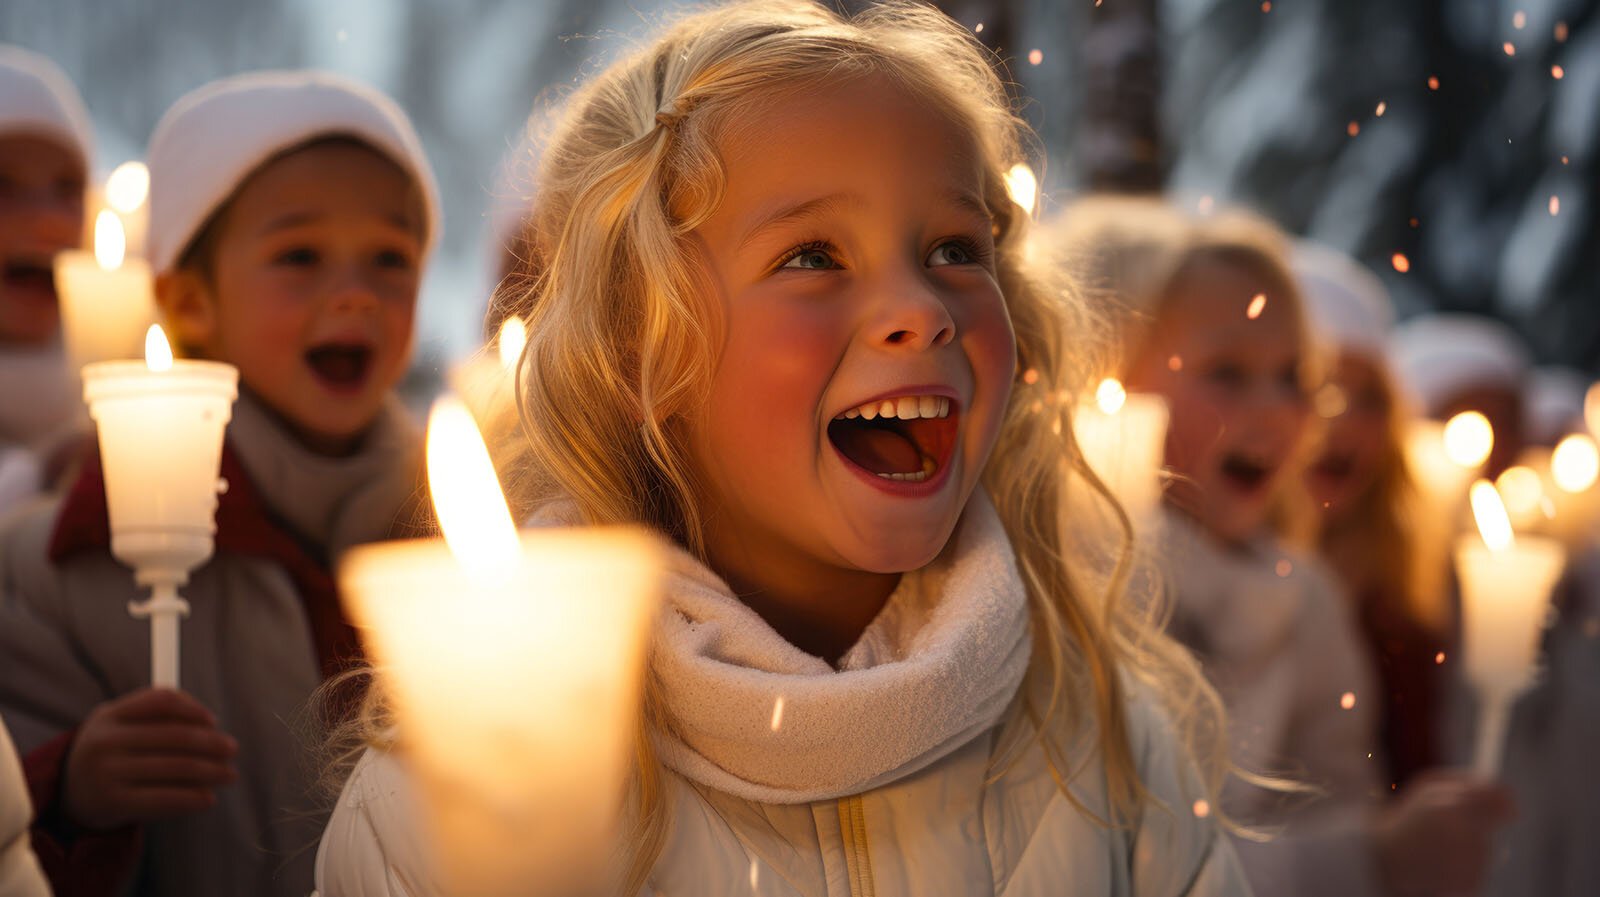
left=834, top=425, right=922, bottom=474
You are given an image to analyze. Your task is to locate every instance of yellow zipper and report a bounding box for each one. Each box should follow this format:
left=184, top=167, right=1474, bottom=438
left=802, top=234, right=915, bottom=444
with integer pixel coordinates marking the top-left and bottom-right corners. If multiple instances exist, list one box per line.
left=837, top=795, right=876, bottom=897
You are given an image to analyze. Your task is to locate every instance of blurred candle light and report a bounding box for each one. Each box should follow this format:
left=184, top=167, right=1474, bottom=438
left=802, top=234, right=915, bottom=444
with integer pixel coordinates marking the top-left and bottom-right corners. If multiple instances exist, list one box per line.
left=55, top=210, right=158, bottom=368
left=1444, top=410, right=1494, bottom=468
left=1495, top=465, right=1544, bottom=531
left=1458, top=481, right=1566, bottom=778
left=1585, top=382, right=1600, bottom=439
left=1551, top=434, right=1598, bottom=495
left=1003, top=163, right=1038, bottom=216
left=339, top=396, right=662, bottom=897
left=102, top=161, right=151, bottom=257
left=448, top=316, right=530, bottom=467
left=1073, top=378, right=1169, bottom=521
left=81, top=324, right=238, bottom=688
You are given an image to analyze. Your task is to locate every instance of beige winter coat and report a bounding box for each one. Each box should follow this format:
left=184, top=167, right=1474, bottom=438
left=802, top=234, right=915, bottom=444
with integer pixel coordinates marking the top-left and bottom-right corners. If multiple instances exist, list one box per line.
left=0, top=392, right=421, bottom=897
left=316, top=493, right=1251, bottom=897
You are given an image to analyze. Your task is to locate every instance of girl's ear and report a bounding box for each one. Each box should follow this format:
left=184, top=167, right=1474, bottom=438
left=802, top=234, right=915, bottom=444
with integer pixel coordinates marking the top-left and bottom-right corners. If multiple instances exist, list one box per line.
left=154, top=269, right=218, bottom=357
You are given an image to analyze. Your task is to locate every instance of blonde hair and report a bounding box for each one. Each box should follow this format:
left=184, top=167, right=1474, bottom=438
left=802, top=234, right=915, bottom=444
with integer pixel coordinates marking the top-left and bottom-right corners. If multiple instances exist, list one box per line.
left=356, top=3, right=1230, bottom=891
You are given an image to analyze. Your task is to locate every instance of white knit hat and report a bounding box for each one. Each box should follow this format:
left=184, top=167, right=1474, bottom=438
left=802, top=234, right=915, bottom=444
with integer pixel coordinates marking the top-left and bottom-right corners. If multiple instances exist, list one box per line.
left=0, top=45, right=93, bottom=168
left=1389, top=313, right=1532, bottom=416
left=146, top=70, right=440, bottom=274
left=1292, top=241, right=1394, bottom=360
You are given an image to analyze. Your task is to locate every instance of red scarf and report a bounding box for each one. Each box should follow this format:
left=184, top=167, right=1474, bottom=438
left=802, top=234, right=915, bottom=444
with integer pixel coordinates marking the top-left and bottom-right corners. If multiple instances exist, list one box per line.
left=47, top=442, right=362, bottom=679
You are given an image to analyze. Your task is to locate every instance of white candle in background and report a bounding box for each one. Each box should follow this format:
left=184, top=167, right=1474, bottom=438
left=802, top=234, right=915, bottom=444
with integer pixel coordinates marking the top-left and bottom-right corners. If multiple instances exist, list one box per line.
left=103, top=161, right=151, bottom=259
left=339, top=395, right=661, bottom=897
left=81, top=325, right=237, bottom=688
left=446, top=316, right=528, bottom=467
left=1072, top=378, right=1170, bottom=521
left=55, top=211, right=158, bottom=368
left=1457, top=480, right=1566, bottom=778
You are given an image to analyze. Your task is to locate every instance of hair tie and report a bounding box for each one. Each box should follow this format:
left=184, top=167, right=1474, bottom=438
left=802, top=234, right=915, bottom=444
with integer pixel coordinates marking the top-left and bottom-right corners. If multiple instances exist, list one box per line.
left=654, top=105, right=683, bottom=130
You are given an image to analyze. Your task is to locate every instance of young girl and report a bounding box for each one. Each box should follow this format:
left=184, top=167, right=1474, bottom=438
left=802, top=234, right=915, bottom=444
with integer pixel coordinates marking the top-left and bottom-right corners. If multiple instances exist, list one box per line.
left=318, top=3, right=1248, bottom=895
left=1294, top=242, right=1449, bottom=791
left=0, top=71, right=437, bottom=897
left=1120, top=212, right=1514, bottom=897
left=0, top=45, right=93, bottom=511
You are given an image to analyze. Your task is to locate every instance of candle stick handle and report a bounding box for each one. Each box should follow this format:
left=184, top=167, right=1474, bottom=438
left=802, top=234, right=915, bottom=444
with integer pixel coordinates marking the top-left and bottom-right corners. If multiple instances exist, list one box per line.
left=1471, top=692, right=1512, bottom=779
left=128, top=583, right=191, bottom=690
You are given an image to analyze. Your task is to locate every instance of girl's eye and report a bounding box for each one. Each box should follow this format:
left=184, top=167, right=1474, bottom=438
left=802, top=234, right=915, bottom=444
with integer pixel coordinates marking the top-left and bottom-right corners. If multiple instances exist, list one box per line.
left=780, top=244, right=838, bottom=271
left=927, top=240, right=975, bottom=267
left=274, top=247, right=319, bottom=267
left=1204, top=363, right=1246, bottom=387
left=375, top=249, right=414, bottom=270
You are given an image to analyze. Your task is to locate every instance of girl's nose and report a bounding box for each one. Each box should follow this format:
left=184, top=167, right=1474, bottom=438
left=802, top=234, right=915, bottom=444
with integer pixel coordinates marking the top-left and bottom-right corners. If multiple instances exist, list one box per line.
left=329, top=270, right=381, bottom=314
left=871, top=274, right=956, bottom=351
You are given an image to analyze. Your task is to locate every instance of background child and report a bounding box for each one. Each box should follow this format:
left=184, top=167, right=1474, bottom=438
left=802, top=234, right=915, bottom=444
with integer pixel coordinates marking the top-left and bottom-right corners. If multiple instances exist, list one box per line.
left=0, top=70, right=438, bottom=897
left=318, top=3, right=1249, bottom=895
left=0, top=45, right=94, bottom=511
left=1294, top=241, right=1450, bottom=791
left=1120, top=211, right=1515, bottom=897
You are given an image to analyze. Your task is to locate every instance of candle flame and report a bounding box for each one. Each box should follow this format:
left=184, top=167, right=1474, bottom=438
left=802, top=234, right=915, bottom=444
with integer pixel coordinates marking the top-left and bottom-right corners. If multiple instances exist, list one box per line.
left=1004, top=163, right=1037, bottom=216
left=144, top=324, right=173, bottom=372
left=497, top=316, right=527, bottom=370
left=1246, top=293, right=1267, bottom=319
left=426, top=395, right=520, bottom=580
left=94, top=210, right=126, bottom=270
left=1443, top=411, right=1493, bottom=468
left=1470, top=479, right=1515, bottom=552
left=1391, top=252, right=1411, bottom=273
left=104, top=161, right=150, bottom=214
left=1496, top=465, right=1543, bottom=515
left=1095, top=378, right=1126, bottom=415
left=1551, top=433, right=1599, bottom=494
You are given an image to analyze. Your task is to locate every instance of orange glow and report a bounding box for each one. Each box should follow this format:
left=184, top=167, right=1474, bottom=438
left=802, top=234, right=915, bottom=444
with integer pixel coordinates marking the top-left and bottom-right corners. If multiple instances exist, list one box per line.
left=1375, top=101, right=1387, bottom=117
left=1550, top=195, right=1561, bottom=215
left=1553, top=65, right=1566, bottom=80
left=1340, top=692, right=1357, bottom=710
left=1503, top=42, right=1516, bottom=56
left=1246, top=293, right=1267, bottom=319
left=1027, top=49, right=1042, bottom=66
left=1391, top=252, right=1411, bottom=273
left=1428, top=75, right=1440, bottom=90
left=1347, top=121, right=1361, bottom=137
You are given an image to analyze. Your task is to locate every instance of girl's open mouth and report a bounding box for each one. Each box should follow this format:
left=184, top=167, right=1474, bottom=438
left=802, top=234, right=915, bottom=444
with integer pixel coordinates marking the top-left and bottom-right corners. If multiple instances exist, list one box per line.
left=305, top=343, right=374, bottom=393
left=1218, top=452, right=1275, bottom=494
left=827, top=393, right=958, bottom=485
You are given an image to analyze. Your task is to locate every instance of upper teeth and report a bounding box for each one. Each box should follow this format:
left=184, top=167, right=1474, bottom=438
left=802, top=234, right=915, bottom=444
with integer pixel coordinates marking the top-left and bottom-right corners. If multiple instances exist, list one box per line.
left=835, top=395, right=951, bottom=421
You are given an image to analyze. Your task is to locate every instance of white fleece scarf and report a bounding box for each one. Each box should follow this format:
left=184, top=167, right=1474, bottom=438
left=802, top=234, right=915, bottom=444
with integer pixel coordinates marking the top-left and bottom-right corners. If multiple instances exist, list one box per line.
left=0, top=344, right=83, bottom=451
left=651, top=491, right=1032, bottom=804
left=227, top=389, right=422, bottom=555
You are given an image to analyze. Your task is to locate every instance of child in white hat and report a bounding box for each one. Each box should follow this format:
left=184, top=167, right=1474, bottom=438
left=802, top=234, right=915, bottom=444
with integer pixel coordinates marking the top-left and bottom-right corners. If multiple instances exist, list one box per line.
left=0, top=45, right=95, bottom=511
left=0, top=70, right=437, bottom=897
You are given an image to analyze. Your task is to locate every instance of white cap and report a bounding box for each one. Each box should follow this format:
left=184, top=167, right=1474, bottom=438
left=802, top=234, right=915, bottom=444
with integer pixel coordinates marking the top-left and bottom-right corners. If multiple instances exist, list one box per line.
left=146, top=70, right=440, bottom=274
left=1389, top=313, right=1532, bottom=416
left=1524, top=365, right=1588, bottom=446
left=0, top=45, right=93, bottom=169
left=1293, top=241, right=1394, bottom=360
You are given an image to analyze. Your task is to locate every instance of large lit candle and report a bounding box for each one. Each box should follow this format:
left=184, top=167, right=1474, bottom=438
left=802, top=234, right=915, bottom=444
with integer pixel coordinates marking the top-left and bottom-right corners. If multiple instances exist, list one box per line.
left=81, top=325, right=237, bottom=688
left=1072, top=378, right=1170, bottom=520
left=55, top=210, right=158, bottom=368
left=339, top=395, right=662, bottom=897
left=1457, top=480, right=1566, bottom=778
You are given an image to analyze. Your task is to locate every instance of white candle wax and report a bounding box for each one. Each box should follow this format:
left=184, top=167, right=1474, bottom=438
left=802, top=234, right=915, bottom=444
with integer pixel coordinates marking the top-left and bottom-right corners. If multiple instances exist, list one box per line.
left=1073, top=385, right=1169, bottom=520
left=1456, top=481, right=1567, bottom=777
left=55, top=212, right=157, bottom=368
left=340, top=528, right=661, bottom=897
left=82, top=341, right=237, bottom=689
